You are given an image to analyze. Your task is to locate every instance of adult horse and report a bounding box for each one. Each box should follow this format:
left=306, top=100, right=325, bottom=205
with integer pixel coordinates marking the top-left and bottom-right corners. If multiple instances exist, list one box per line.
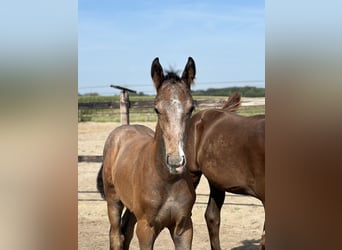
left=186, top=93, right=265, bottom=250
left=97, top=57, right=196, bottom=250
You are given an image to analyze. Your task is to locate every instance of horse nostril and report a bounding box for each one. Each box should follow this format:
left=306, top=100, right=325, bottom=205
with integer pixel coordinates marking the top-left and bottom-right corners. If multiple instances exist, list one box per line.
left=181, top=156, right=186, bottom=166
left=166, top=154, right=170, bottom=165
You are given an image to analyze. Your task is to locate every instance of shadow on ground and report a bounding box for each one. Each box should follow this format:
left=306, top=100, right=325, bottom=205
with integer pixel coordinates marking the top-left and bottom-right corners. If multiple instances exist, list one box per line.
left=231, top=239, right=260, bottom=250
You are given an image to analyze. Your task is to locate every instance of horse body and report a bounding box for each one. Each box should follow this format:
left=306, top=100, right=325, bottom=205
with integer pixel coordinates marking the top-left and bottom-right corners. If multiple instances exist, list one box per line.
left=98, top=57, right=196, bottom=250
left=103, top=125, right=155, bottom=212
left=186, top=97, right=265, bottom=250
left=195, top=110, right=265, bottom=198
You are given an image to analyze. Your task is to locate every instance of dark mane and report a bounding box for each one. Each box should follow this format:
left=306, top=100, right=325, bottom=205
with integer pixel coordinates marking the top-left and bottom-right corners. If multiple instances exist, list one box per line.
left=164, top=70, right=181, bottom=82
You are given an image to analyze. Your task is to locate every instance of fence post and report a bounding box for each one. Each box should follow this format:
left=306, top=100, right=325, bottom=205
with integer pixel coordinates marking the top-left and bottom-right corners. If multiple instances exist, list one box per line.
left=110, top=85, right=137, bottom=125
left=120, top=90, right=129, bottom=125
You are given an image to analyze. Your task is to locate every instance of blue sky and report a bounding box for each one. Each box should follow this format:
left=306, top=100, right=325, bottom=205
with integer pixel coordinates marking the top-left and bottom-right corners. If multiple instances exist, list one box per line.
left=78, top=0, right=264, bottom=95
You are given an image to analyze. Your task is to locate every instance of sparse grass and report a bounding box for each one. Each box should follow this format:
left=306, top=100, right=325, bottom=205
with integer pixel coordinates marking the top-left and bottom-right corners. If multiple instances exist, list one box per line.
left=237, top=105, right=265, bottom=117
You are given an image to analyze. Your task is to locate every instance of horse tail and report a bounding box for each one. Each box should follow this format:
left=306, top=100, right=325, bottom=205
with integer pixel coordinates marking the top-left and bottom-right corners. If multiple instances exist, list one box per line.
left=222, top=92, right=241, bottom=112
left=96, top=164, right=105, bottom=199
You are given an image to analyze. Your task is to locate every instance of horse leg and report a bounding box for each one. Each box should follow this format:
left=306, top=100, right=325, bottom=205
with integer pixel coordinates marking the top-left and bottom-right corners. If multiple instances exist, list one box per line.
left=107, top=199, right=124, bottom=250
left=189, top=170, right=202, bottom=190
left=205, top=184, right=225, bottom=250
left=169, top=216, right=193, bottom=250
left=136, top=219, right=157, bottom=250
left=121, top=209, right=137, bottom=250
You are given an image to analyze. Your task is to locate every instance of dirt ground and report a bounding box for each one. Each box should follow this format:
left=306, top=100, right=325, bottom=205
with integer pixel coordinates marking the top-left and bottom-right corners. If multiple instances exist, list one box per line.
left=78, top=122, right=264, bottom=250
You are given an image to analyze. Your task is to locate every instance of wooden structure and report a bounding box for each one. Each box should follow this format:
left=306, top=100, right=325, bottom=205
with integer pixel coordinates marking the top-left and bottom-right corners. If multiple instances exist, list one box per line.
left=78, top=155, right=103, bottom=162
left=110, top=85, right=137, bottom=125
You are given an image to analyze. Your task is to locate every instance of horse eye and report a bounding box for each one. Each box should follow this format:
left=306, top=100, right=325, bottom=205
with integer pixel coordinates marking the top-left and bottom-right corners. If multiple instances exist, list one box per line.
left=189, top=106, right=195, bottom=114
left=154, top=108, right=160, bottom=115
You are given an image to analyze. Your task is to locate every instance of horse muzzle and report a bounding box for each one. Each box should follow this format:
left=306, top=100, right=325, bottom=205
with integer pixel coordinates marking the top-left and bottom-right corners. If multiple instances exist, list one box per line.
left=166, top=154, right=186, bottom=174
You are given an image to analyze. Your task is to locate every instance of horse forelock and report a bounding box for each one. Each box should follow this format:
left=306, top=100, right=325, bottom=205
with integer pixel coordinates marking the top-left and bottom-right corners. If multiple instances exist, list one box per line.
left=156, top=77, right=192, bottom=102
left=164, top=70, right=181, bottom=82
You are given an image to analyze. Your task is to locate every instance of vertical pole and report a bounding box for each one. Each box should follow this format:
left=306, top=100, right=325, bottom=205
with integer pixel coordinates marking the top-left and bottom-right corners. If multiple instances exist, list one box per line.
left=119, top=90, right=129, bottom=125
left=111, top=85, right=135, bottom=125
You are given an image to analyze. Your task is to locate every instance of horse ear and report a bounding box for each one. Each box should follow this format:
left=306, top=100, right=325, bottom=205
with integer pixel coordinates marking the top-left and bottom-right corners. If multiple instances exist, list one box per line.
left=181, top=57, right=196, bottom=87
left=151, top=57, right=164, bottom=90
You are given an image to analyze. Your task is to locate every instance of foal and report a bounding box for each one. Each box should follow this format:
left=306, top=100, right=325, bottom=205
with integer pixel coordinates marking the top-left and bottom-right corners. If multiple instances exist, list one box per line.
left=97, top=57, right=196, bottom=250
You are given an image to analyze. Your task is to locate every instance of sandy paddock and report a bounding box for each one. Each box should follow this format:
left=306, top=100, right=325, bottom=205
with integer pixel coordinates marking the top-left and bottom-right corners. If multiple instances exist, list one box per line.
left=78, top=122, right=264, bottom=250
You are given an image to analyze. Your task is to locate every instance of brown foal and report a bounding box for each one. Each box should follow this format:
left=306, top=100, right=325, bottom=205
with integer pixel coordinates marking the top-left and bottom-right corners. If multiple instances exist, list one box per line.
left=97, top=57, right=196, bottom=250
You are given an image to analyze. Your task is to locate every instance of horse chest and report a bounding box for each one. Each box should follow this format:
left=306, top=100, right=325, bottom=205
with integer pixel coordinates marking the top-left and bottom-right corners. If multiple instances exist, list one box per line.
left=143, top=186, right=192, bottom=227
left=153, top=195, right=181, bottom=227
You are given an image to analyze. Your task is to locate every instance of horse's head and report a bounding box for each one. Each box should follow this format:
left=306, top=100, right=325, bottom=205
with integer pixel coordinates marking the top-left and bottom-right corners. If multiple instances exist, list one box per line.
left=151, top=57, right=196, bottom=175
